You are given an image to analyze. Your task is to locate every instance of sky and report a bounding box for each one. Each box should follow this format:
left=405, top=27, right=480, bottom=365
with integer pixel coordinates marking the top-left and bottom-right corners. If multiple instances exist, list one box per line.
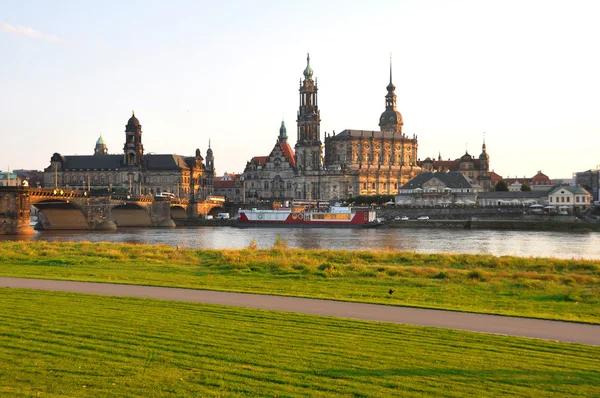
left=1, top=0, right=599, bottom=179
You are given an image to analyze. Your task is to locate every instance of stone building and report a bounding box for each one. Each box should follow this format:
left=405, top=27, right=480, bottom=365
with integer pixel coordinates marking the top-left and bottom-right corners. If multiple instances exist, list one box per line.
left=574, top=168, right=600, bottom=201
left=243, top=121, right=297, bottom=203
left=44, top=112, right=215, bottom=198
left=0, top=171, right=20, bottom=187
left=419, top=144, right=491, bottom=191
left=243, top=54, right=421, bottom=203
left=213, top=171, right=244, bottom=203
left=323, top=59, right=421, bottom=198
left=395, top=171, right=477, bottom=207
left=548, top=185, right=592, bottom=211
left=501, top=171, right=553, bottom=192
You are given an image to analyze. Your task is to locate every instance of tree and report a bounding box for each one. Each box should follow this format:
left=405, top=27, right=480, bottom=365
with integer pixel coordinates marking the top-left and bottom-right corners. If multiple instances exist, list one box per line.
left=521, top=183, right=532, bottom=191
left=495, top=180, right=508, bottom=192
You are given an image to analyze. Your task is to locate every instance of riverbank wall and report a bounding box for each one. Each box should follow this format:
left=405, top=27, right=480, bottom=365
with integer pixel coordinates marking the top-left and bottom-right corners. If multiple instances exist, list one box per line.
left=386, top=218, right=600, bottom=231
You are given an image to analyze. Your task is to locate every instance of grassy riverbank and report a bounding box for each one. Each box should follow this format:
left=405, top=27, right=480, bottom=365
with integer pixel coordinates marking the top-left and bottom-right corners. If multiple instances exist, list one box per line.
left=1, top=241, right=599, bottom=323
left=1, top=289, right=598, bottom=397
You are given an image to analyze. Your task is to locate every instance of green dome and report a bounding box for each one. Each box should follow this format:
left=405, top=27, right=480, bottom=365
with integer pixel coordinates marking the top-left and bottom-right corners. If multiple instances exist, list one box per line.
left=303, top=53, right=313, bottom=80
left=96, top=134, right=106, bottom=145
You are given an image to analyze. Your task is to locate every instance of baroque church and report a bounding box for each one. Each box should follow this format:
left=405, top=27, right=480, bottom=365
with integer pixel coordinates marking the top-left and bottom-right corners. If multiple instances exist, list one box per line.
left=44, top=112, right=215, bottom=198
left=243, top=54, right=422, bottom=203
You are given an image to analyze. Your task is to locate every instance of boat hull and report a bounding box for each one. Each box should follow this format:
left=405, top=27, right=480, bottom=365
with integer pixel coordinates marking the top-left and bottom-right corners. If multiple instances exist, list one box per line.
left=234, top=221, right=383, bottom=228
left=236, top=208, right=382, bottom=228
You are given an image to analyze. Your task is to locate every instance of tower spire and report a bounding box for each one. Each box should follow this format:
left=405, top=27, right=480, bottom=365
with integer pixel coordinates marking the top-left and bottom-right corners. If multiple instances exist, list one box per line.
left=389, top=53, right=393, bottom=85
left=379, top=54, right=403, bottom=133
left=303, top=52, right=313, bottom=81
left=279, top=120, right=288, bottom=142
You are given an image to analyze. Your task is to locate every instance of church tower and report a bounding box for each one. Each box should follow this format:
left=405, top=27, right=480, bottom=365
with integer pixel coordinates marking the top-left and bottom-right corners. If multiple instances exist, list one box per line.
left=279, top=120, right=288, bottom=143
left=379, top=57, right=404, bottom=134
left=123, top=111, right=144, bottom=167
left=478, top=136, right=491, bottom=191
left=205, top=139, right=215, bottom=176
left=295, top=53, right=322, bottom=171
left=94, top=133, right=108, bottom=156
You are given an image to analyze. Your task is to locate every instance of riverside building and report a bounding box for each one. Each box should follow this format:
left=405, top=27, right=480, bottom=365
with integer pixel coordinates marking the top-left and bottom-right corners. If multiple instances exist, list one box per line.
left=43, top=113, right=215, bottom=198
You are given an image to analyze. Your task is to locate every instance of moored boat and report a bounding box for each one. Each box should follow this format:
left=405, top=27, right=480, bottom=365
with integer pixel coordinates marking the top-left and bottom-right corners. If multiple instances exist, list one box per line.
left=236, top=206, right=382, bottom=228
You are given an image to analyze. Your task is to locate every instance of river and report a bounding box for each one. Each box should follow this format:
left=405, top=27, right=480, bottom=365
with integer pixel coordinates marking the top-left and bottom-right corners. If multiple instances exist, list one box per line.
left=2, top=227, right=600, bottom=260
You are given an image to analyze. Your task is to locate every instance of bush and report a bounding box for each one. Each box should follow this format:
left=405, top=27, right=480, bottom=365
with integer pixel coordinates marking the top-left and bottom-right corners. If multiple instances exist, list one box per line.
left=273, top=235, right=288, bottom=250
left=248, top=239, right=258, bottom=250
left=468, top=270, right=485, bottom=281
left=433, top=271, right=448, bottom=279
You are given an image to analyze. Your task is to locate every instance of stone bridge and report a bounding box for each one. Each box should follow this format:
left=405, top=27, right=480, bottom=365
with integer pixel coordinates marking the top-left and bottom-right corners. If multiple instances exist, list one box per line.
left=0, top=187, right=226, bottom=234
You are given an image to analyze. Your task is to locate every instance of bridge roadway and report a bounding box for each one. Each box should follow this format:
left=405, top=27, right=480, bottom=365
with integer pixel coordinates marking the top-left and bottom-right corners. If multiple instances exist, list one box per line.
left=2, top=277, right=599, bottom=346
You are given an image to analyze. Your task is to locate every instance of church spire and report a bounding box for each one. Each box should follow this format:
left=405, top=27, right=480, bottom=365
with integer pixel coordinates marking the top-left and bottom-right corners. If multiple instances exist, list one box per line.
left=303, top=53, right=313, bottom=81
left=379, top=55, right=403, bottom=133
left=385, top=55, right=397, bottom=110
left=389, top=53, right=393, bottom=86
left=279, top=120, right=288, bottom=142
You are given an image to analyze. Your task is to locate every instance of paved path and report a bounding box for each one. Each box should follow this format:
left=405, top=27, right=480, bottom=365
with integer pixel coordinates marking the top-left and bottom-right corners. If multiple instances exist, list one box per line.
left=2, top=277, right=599, bottom=346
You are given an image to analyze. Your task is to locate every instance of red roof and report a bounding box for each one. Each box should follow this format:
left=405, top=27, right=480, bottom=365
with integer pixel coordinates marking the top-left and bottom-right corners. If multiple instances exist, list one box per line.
left=214, top=180, right=236, bottom=188
left=490, top=171, right=503, bottom=184
left=531, top=171, right=551, bottom=185
left=504, top=178, right=530, bottom=185
left=251, top=156, right=268, bottom=166
left=279, top=141, right=296, bottom=166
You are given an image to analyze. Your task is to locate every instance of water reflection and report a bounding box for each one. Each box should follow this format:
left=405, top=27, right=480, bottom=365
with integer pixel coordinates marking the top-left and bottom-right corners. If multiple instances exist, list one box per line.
left=1, top=227, right=599, bottom=260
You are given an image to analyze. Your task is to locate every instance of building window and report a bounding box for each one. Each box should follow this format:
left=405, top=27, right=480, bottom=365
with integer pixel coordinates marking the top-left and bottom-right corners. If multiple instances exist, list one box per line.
left=567, top=197, right=570, bottom=203
left=363, top=183, right=367, bottom=190
left=372, top=183, right=375, bottom=189
left=576, top=196, right=580, bottom=203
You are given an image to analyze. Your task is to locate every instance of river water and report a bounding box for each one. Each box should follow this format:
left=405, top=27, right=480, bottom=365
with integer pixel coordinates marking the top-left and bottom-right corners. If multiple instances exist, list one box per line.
left=2, top=227, right=600, bottom=260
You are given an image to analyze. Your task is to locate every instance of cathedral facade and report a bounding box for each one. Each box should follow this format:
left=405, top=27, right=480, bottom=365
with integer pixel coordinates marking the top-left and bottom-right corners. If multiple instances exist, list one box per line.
left=243, top=55, right=421, bottom=203
left=44, top=113, right=215, bottom=198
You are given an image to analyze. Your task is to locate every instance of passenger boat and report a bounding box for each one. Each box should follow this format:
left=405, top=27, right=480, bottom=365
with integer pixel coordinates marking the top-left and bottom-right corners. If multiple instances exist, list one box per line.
left=236, top=205, right=382, bottom=228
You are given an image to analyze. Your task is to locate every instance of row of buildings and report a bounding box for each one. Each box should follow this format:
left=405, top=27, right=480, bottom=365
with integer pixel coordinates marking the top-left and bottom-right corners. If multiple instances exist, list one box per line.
left=393, top=171, right=592, bottom=212
left=238, top=55, right=492, bottom=204
left=11, top=54, right=594, bottom=209
left=41, top=113, right=216, bottom=198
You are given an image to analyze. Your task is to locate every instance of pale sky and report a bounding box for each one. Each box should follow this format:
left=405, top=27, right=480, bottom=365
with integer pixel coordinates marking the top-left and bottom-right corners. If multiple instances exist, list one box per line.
left=1, top=0, right=599, bottom=179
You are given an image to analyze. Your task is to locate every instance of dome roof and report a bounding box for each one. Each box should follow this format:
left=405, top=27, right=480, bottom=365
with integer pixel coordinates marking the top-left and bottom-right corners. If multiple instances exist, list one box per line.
left=379, top=109, right=403, bottom=127
left=303, top=53, right=313, bottom=80
left=127, top=112, right=140, bottom=127
left=461, top=152, right=473, bottom=161
left=479, top=151, right=489, bottom=160
left=96, top=134, right=106, bottom=146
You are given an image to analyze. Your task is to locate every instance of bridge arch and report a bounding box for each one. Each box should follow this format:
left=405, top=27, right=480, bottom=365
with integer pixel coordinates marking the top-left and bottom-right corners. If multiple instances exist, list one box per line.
left=111, top=203, right=152, bottom=227
left=170, top=206, right=187, bottom=220
left=33, top=199, right=87, bottom=230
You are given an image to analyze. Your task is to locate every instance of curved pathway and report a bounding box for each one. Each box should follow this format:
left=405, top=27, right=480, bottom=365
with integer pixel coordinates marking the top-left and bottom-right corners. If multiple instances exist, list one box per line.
left=2, top=277, right=599, bottom=346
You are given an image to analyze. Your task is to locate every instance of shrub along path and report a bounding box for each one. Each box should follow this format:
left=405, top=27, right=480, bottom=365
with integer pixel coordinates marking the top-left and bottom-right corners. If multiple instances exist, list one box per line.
left=0, top=241, right=598, bottom=323
left=2, top=276, right=599, bottom=345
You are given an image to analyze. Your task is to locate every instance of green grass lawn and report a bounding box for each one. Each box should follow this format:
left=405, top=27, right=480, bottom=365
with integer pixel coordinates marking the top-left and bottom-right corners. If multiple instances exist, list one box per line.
left=0, top=241, right=599, bottom=323
left=0, top=289, right=598, bottom=397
